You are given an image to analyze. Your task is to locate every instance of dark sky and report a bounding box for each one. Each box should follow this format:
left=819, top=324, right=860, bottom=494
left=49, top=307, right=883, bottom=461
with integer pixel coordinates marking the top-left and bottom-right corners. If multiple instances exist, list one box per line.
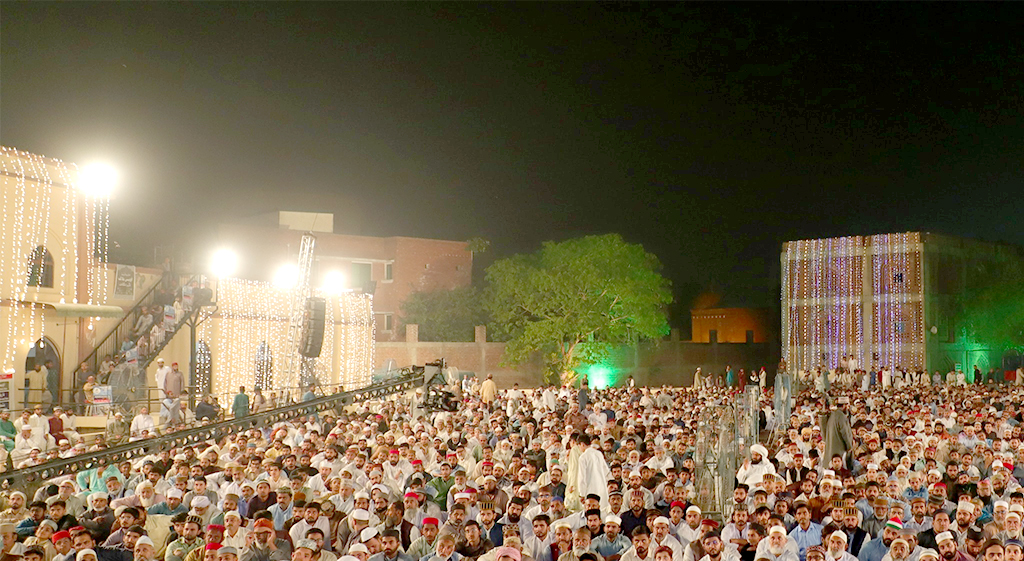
left=3, top=2, right=1023, bottom=324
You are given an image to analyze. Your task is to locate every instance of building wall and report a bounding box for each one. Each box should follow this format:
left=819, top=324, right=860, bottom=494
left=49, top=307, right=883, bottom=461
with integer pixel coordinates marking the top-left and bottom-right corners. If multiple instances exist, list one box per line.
left=0, top=146, right=149, bottom=411
left=690, top=308, right=770, bottom=343
left=782, top=233, right=925, bottom=373
left=782, top=231, right=1024, bottom=374
left=216, top=223, right=472, bottom=341
left=375, top=326, right=776, bottom=389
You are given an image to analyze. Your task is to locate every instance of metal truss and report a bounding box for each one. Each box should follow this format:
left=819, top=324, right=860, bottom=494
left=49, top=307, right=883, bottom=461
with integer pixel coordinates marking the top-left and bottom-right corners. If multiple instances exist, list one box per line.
left=4, top=370, right=429, bottom=493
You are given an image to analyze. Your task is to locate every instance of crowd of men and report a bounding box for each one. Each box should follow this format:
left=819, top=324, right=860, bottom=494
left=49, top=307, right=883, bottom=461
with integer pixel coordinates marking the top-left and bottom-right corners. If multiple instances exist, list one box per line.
left=2, top=368, right=1024, bottom=561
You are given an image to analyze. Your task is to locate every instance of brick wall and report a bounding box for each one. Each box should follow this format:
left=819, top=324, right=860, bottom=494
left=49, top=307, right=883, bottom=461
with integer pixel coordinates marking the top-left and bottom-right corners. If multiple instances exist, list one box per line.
left=375, top=326, right=778, bottom=388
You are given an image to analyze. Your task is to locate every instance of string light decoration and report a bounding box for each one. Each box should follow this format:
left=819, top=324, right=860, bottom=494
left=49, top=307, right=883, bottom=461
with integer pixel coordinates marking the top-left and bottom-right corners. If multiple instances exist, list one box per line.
left=782, top=235, right=865, bottom=373
left=197, top=278, right=374, bottom=397
left=0, top=146, right=110, bottom=376
left=785, top=232, right=928, bottom=374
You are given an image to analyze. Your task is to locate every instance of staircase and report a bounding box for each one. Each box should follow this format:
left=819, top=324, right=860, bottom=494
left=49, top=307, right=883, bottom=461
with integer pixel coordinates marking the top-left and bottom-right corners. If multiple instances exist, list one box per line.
left=69, top=273, right=206, bottom=397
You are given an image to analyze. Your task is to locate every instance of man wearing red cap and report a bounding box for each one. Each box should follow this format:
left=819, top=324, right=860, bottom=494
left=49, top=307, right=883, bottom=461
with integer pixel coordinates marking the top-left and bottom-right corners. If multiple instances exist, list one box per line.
left=407, top=518, right=440, bottom=561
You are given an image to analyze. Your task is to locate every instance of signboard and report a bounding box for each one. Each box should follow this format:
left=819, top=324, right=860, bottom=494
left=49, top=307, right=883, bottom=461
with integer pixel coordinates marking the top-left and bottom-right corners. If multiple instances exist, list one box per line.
left=93, top=385, right=112, bottom=405
left=114, top=265, right=136, bottom=299
left=955, top=363, right=963, bottom=372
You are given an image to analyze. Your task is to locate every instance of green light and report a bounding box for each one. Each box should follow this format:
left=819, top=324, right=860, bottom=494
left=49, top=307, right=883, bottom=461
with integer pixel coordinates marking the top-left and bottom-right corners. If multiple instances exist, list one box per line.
left=586, top=364, right=617, bottom=389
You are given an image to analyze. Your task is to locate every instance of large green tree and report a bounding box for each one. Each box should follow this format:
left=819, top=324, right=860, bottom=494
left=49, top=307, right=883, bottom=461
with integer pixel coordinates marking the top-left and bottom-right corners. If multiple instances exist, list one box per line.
left=486, top=234, right=672, bottom=383
left=401, top=287, right=487, bottom=342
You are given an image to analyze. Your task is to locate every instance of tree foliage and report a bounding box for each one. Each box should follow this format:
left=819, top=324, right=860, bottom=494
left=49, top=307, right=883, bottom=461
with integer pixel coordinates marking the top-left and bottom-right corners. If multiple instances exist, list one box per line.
left=401, top=287, right=487, bottom=342
left=486, top=234, right=672, bottom=383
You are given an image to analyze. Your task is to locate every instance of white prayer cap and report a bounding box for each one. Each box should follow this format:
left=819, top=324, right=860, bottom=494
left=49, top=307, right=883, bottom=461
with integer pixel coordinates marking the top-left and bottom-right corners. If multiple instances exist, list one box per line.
left=605, top=515, right=622, bottom=525
left=136, top=537, right=155, bottom=548
left=686, top=506, right=702, bottom=514
left=920, top=550, right=939, bottom=561
left=768, top=526, right=787, bottom=537
left=829, top=531, right=847, bottom=543
left=349, top=545, right=369, bottom=555
left=351, top=509, right=371, bottom=521
left=996, top=500, right=1009, bottom=509
left=167, top=489, right=183, bottom=499
left=77, top=550, right=97, bottom=561
left=359, top=527, right=379, bottom=542
left=354, top=491, right=370, bottom=500
left=653, top=517, right=671, bottom=527
left=935, top=532, right=955, bottom=544
left=191, top=496, right=211, bottom=508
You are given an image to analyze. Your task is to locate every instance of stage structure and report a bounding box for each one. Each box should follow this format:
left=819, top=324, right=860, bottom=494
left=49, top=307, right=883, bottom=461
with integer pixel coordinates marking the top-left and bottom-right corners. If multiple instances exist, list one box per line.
left=782, top=232, right=1024, bottom=374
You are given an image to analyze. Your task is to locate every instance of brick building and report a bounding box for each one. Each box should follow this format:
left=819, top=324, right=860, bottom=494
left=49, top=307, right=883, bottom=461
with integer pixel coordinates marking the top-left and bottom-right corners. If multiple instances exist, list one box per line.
left=217, top=212, right=473, bottom=340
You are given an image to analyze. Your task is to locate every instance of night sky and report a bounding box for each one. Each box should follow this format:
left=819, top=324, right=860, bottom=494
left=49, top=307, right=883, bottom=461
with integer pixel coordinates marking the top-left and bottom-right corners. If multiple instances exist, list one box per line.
left=3, top=3, right=1023, bottom=325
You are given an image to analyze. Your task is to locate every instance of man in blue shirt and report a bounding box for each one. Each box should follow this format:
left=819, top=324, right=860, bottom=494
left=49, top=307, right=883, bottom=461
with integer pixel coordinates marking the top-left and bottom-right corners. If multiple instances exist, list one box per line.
left=858, top=518, right=903, bottom=561
left=592, top=515, right=631, bottom=561
left=267, top=488, right=294, bottom=531
left=788, top=503, right=823, bottom=561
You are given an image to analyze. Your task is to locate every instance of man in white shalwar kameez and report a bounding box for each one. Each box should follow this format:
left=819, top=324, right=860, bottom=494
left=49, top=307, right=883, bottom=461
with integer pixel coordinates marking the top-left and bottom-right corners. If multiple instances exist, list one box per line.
left=573, top=434, right=612, bottom=513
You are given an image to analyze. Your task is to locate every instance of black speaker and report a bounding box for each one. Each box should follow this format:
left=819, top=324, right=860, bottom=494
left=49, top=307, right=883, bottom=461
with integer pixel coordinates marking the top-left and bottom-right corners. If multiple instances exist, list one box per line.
left=300, top=297, right=326, bottom=358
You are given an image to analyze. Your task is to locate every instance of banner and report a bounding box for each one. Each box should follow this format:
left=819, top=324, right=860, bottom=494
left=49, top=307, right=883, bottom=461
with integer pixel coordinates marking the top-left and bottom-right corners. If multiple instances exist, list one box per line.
left=0, top=370, right=10, bottom=411
left=93, top=385, right=112, bottom=404
left=164, top=305, right=176, bottom=328
left=182, top=285, right=193, bottom=311
left=126, top=347, right=139, bottom=366
left=114, top=265, right=136, bottom=299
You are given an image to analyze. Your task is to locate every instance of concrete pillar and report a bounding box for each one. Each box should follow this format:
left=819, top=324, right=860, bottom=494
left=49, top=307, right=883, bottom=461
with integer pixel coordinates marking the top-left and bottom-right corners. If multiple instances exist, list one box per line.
left=406, top=324, right=418, bottom=365
left=476, top=325, right=487, bottom=375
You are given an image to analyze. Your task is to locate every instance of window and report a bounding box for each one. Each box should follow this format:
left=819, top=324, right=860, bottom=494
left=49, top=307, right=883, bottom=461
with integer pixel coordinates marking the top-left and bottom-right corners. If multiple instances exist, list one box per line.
left=27, top=246, right=54, bottom=288
left=384, top=314, right=393, bottom=331
left=351, top=262, right=372, bottom=291
left=384, top=262, right=393, bottom=282
left=893, top=272, right=904, bottom=283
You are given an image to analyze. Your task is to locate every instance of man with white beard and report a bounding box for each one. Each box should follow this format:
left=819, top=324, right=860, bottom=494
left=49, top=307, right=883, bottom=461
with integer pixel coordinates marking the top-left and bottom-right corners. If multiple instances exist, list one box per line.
left=756, top=526, right=798, bottom=561
left=824, top=532, right=855, bottom=561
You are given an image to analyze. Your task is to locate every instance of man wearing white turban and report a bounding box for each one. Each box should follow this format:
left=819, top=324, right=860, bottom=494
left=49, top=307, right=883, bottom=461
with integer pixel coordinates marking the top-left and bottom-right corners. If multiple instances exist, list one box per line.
left=737, top=444, right=776, bottom=487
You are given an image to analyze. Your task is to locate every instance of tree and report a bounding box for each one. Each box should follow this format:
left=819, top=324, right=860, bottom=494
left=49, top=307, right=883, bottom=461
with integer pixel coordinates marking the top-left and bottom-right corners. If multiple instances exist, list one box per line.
left=486, top=234, right=672, bottom=384
left=401, top=287, right=487, bottom=342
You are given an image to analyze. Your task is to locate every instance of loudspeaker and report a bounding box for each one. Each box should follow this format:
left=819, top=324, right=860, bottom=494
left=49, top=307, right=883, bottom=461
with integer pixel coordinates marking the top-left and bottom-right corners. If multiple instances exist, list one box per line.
left=300, top=297, right=326, bottom=358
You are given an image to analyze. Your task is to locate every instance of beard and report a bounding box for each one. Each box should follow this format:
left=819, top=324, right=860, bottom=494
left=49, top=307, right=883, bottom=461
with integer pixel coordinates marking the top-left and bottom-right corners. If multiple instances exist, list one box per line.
left=769, top=544, right=784, bottom=556
left=140, top=495, right=156, bottom=508
left=508, top=513, right=520, bottom=523
left=941, top=550, right=957, bottom=561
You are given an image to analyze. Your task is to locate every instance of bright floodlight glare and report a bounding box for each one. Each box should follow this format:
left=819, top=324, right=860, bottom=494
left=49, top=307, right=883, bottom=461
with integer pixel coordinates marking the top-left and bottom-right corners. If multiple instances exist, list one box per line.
left=79, top=162, right=119, bottom=198
left=211, top=249, right=239, bottom=278
left=322, top=270, right=347, bottom=294
left=274, top=264, right=299, bottom=288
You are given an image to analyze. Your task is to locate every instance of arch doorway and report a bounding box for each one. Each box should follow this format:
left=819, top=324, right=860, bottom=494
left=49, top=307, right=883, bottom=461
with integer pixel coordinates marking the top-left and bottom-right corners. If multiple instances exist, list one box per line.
left=24, top=337, right=61, bottom=409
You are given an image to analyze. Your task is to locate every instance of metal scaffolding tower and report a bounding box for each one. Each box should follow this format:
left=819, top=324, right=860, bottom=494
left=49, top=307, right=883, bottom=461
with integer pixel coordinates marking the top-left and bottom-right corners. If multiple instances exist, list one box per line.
left=281, top=233, right=317, bottom=393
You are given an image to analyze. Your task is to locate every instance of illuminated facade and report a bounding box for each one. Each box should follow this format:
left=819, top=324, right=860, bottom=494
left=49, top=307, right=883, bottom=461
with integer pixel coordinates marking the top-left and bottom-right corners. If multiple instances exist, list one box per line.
left=782, top=232, right=1024, bottom=374
left=0, top=146, right=129, bottom=410
left=195, top=278, right=374, bottom=395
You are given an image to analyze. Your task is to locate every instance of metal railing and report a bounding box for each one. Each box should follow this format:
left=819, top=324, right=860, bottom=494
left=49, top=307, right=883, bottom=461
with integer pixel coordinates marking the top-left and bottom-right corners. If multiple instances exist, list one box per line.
left=69, top=273, right=202, bottom=388
left=2, top=370, right=430, bottom=493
